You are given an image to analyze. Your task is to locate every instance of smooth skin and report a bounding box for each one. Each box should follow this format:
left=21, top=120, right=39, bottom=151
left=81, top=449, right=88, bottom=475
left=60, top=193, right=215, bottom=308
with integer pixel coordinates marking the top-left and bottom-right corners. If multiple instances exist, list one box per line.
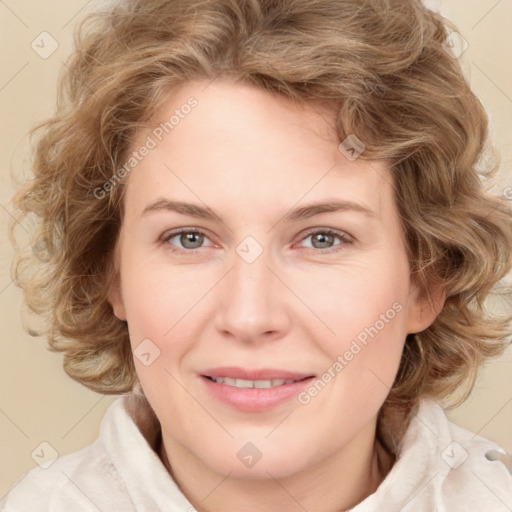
left=108, top=79, right=443, bottom=511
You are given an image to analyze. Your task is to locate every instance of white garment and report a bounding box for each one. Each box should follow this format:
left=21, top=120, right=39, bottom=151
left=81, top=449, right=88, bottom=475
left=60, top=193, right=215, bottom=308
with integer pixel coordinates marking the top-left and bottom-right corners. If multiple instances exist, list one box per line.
left=1, top=394, right=511, bottom=511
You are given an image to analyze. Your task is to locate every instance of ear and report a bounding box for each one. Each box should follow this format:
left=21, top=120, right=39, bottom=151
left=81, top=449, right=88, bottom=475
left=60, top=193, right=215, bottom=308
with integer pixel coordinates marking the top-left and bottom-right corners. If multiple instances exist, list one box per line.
left=107, top=245, right=127, bottom=321
left=108, top=277, right=127, bottom=321
left=406, top=278, right=446, bottom=335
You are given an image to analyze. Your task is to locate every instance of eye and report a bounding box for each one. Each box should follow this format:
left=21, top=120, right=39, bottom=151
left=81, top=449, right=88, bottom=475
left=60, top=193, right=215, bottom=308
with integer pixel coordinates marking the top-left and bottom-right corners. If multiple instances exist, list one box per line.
left=297, top=228, right=354, bottom=252
left=161, top=228, right=213, bottom=254
left=160, top=227, right=354, bottom=255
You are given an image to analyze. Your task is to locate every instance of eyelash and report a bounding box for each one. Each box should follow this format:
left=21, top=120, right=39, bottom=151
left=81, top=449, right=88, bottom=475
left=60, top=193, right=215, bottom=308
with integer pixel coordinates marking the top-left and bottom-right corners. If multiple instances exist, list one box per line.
left=160, top=227, right=354, bottom=256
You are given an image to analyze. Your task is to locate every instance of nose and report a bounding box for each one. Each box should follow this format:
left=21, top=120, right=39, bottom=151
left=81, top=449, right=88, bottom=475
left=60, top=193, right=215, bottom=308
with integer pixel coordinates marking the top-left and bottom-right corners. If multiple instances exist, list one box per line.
left=213, top=244, right=292, bottom=345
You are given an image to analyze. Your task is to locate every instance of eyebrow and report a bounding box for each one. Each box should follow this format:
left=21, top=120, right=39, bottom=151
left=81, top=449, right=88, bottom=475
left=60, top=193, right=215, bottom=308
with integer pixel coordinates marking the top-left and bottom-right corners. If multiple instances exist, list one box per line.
left=141, top=198, right=376, bottom=222
left=283, top=200, right=376, bottom=221
left=142, top=198, right=222, bottom=221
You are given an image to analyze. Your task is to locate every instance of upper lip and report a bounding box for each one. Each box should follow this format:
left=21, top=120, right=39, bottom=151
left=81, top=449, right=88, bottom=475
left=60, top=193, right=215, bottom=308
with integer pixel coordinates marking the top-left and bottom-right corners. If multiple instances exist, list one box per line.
left=201, top=367, right=315, bottom=381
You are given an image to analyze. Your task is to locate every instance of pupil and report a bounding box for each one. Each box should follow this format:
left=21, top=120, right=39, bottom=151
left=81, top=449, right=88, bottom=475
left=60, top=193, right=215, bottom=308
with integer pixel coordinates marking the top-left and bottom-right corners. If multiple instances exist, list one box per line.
left=182, top=232, right=202, bottom=248
left=314, top=233, right=332, bottom=248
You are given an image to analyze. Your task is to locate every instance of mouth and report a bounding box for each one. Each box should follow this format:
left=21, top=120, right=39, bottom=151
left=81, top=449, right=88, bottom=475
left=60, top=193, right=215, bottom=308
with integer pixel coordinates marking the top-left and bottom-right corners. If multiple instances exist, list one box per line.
left=203, top=375, right=311, bottom=388
left=200, top=367, right=316, bottom=411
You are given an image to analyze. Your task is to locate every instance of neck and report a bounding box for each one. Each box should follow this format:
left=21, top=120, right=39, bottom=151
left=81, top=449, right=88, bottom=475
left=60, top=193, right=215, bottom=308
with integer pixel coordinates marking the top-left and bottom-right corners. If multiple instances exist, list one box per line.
left=158, top=425, right=394, bottom=512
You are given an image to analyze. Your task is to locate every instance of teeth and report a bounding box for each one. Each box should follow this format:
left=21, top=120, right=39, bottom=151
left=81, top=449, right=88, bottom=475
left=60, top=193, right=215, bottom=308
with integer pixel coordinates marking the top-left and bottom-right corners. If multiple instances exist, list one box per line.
left=209, top=377, right=298, bottom=388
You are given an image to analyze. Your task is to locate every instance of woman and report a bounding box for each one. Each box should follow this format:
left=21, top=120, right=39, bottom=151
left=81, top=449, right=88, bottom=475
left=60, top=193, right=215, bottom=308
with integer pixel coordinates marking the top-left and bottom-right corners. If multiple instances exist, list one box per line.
left=3, top=0, right=512, bottom=510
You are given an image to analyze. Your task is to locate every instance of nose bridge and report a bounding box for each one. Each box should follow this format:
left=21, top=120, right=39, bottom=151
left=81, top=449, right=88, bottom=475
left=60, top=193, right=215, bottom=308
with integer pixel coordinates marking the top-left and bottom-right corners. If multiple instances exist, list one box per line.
left=214, top=241, right=289, bottom=342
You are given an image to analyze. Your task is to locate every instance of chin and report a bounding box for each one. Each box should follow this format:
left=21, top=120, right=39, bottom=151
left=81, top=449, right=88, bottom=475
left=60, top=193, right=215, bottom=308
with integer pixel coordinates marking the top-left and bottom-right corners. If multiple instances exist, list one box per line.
left=208, top=453, right=310, bottom=481
left=192, top=433, right=324, bottom=481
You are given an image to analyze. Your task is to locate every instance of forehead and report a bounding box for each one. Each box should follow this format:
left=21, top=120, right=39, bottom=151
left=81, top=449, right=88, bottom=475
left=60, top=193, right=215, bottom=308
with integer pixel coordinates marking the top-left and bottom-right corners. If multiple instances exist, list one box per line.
left=123, top=79, right=393, bottom=220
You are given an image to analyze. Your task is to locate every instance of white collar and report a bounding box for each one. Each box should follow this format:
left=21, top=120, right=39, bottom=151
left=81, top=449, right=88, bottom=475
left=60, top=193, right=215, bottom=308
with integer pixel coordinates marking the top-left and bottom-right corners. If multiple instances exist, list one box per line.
left=100, top=394, right=512, bottom=511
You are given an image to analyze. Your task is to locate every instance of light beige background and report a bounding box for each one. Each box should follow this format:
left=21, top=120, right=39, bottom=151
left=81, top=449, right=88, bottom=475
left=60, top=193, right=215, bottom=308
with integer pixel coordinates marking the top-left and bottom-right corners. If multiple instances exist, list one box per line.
left=1, top=0, right=511, bottom=497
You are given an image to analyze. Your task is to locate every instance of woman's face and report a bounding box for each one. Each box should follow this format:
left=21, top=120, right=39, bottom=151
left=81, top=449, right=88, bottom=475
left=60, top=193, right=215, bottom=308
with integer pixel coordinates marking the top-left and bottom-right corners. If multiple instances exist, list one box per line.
left=109, top=79, right=435, bottom=479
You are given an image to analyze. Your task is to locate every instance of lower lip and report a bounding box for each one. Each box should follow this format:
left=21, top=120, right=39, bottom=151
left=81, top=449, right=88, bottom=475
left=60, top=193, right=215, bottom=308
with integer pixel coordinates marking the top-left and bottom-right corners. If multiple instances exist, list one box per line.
left=201, top=376, right=315, bottom=412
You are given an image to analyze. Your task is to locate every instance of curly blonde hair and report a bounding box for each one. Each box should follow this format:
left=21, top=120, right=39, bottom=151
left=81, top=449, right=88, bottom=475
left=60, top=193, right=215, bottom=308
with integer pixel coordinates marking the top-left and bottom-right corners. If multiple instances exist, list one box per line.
left=11, top=0, right=512, bottom=416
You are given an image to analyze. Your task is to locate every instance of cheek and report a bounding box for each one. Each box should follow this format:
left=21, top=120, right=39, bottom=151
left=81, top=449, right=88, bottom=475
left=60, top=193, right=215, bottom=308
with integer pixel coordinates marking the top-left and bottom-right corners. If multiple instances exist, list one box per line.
left=120, top=268, right=190, bottom=409
left=120, top=257, right=209, bottom=336
left=119, top=261, right=215, bottom=398
left=301, top=262, right=410, bottom=350
left=299, top=261, right=410, bottom=408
